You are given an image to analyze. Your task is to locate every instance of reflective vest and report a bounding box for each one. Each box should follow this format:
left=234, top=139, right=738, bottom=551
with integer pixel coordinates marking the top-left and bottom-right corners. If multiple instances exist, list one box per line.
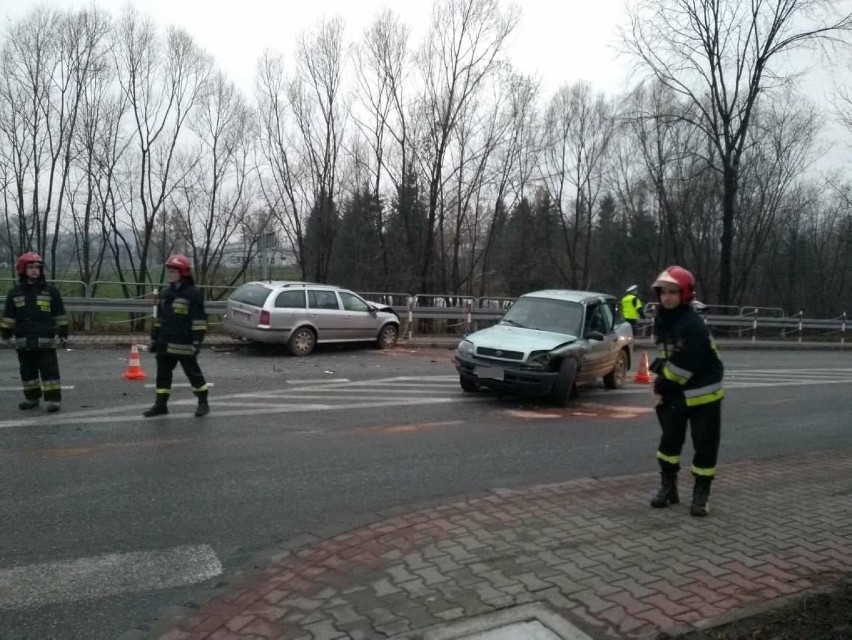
left=621, top=293, right=642, bottom=321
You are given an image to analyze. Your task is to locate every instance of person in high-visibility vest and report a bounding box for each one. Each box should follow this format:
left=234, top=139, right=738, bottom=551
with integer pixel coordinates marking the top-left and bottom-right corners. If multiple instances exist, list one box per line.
left=620, top=285, right=645, bottom=328
left=648, top=266, right=724, bottom=517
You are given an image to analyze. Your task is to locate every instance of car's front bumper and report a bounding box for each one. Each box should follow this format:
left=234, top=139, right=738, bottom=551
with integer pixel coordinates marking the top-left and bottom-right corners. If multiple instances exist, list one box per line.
left=453, top=352, right=558, bottom=395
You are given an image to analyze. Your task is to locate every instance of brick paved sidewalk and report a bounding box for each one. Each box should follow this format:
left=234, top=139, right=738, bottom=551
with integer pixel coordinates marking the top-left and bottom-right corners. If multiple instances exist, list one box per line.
left=154, top=449, right=852, bottom=640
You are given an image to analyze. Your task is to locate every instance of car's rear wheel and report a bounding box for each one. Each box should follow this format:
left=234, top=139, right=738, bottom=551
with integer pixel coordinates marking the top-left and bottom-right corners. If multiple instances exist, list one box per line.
left=604, top=348, right=629, bottom=389
left=376, top=323, right=399, bottom=349
left=288, top=327, right=316, bottom=357
left=460, top=376, right=479, bottom=393
left=548, top=358, right=578, bottom=406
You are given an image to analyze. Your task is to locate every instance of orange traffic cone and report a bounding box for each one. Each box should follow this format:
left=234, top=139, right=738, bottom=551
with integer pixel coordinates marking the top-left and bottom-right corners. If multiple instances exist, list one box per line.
left=634, top=350, right=652, bottom=384
left=123, top=339, right=147, bottom=380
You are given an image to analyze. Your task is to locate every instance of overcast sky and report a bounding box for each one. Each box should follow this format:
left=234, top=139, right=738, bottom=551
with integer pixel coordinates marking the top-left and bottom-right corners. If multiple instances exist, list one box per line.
left=1, top=0, right=635, bottom=96
left=2, top=0, right=851, bottom=171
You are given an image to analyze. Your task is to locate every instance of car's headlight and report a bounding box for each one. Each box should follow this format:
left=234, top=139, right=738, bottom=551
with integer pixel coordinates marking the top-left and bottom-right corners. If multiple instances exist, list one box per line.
left=526, top=350, right=552, bottom=368
left=457, top=340, right=474, bottom=355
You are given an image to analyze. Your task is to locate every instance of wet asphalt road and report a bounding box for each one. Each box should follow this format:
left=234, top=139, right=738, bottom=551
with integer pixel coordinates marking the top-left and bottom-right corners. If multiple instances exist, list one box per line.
left=1, top=345, right=850, bottom=639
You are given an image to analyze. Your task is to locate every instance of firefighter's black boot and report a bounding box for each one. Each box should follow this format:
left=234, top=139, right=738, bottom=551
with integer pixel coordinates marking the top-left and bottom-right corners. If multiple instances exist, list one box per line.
left=650, top=471, right=679, bottom=508
left=690, top=476, right=712, bottom=517
left=19, top=399, right=39, bottom=411
left=194, top=391, right=209, bottom=417
left=143, top=395, right=169, bottom=417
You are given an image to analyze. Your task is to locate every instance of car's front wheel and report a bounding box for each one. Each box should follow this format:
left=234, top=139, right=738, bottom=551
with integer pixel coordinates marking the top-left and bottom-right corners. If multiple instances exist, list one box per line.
left=376, top=323, right=399, bottom=349
left=460, top=376, right=479, bottom=393
left=548, top=358, right=578, bottom=406
left=288, top=326, right=316, bottom=357
left=604, top=348, right=629, bottom=389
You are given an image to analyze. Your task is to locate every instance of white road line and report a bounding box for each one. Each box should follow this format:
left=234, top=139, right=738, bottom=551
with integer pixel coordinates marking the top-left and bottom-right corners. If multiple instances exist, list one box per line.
left=143, top=382, right=216, bottom=388
left=287, top=378, right=351, bottom=384
left=0, top=398, right=463, bottom=429
left=0, top=544, right=221, bottom=610
left=0, top=385, right=75, bottom=392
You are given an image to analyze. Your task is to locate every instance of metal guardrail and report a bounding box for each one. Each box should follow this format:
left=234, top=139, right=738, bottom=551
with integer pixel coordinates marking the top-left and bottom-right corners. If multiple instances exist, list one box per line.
left=63, top=297, right=228, bottom=314
left=4, top=279, right=847, bottom=343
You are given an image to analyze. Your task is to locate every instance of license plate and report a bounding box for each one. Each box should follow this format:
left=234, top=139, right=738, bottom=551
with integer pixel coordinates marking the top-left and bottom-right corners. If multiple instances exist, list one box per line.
left=476, top=366, right=504, bottom=381
left=231, top=309, right=251, bottom=320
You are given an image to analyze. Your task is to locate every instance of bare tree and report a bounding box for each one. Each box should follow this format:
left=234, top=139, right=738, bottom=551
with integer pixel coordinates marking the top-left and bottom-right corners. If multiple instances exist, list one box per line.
left=255, top=51, right=307, bottom=276
left=291, top=17, right=347, bottom=282
left=0, top=8, right=62, bottom=255
left=476, top=71, right=539, bottom=296
left=114, top=8, right=211, bottom=292
left=68, top=9, right=128, bottom=285
left=541, top=81, right=615, bottom=288
left=175, top=71, right=255, bottom=288
left=733, top=94, right=821, bottom=301
left=624, top=0, right=852, bottom=304
left=352, top=10, right=412, bottom=280
left=415, top=0, right=518, bottom=291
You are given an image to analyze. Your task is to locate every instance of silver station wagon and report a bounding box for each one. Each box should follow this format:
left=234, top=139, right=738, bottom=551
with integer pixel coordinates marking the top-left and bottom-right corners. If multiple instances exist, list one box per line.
left=223, top=281, right=400, bottom=356
left=453, top=290, right=633, bottom=405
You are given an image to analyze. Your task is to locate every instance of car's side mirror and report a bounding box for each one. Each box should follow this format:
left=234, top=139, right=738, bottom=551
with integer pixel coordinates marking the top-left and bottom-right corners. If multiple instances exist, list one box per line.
left=586, top=330, right=605, bottom=341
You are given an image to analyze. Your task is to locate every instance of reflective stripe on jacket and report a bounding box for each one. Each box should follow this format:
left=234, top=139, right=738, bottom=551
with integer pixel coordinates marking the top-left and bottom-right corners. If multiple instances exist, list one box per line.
left=1, top=279, right=68, bottom=350
left=151, top=282, right=207, bottom=349
left=654, top=305, right=724, bottom=407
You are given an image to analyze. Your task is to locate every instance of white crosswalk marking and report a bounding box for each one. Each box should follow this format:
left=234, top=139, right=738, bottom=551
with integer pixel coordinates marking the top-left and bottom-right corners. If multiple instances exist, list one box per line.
left=0, top=545, right=222, bottom=610
left=0, top=385, right=75, bottom=392
left=1, top=369, right=848, bottom=429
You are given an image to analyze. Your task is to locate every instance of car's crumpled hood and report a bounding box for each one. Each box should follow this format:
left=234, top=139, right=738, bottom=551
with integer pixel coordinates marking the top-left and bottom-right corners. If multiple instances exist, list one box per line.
left=466, top=324, right=577, bottom=355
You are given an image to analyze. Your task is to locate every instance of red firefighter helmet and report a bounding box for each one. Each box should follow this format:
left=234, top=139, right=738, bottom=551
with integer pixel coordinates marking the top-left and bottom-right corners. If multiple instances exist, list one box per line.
left=16, top=252, right=43, bottom=275
left=652, top=265, right=695, bottom=303
left=165, top=254, right=192, bottom=277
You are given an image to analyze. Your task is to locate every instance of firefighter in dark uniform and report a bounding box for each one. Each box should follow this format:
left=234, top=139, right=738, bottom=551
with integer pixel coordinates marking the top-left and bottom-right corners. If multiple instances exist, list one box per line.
left=143, top=255, right=210, bottom=418
left=649, top=266, right=724, bottom=517
left=1, top=252, right=69, bottom=412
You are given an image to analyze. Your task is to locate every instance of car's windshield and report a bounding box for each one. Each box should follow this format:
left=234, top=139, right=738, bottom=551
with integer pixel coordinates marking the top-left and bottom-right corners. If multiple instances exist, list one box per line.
left=501, top=297, right=583, bottom=335
left=229, top=284, right=272, bottom=307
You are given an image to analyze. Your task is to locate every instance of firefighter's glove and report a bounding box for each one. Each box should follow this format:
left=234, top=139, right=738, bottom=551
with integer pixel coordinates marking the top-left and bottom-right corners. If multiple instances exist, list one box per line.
left=192, top=342, right=200, bottom=356
left=148, top=341, right=157, bottom=354
left=58, top=337, right=68, bottom=348
left=649, top=357, right=665, bottom=375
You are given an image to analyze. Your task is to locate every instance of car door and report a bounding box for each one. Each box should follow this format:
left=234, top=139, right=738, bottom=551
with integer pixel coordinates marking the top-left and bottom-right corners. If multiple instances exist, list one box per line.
left=579, top=302, right=615, bottom=380
left=270, top=289, right=307, bottom=336
left=338, top=291, right=377, bottom=340
left=307, top=289, right=343, bottom=341
left=597, top=301, right=620, bottom=372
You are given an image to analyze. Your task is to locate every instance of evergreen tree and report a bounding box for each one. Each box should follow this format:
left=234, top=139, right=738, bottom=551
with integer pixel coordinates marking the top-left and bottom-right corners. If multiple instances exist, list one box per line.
left=329, top=187, right=383, bottom=290
left=302, top=188, right=339, bottom=282
left=386, top=169, right=432, bottom=292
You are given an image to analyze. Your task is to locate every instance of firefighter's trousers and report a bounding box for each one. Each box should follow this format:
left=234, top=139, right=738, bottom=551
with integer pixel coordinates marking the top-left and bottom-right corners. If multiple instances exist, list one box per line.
left=655, top=397, right=721, bottom=478
left=17, top=348, right=62, bottom=402
left=154, top=353, right=207, bottom=398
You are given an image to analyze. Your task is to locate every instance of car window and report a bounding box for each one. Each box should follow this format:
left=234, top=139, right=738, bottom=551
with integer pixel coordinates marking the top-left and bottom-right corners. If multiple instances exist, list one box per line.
left=308, top=290, right=340, bottom=310
left=599, top=303, right=615, bottom=332
left=339, top=292, right=370, bottom=312
left=609, top=299, right=623, bottom=324
left=275, top=289, right=306, bottom=309
left=585, top=303, right=611, bottom=334
left=502, top=298, right=583, bottom=335
left=229, top=284, right=272, bottom=307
